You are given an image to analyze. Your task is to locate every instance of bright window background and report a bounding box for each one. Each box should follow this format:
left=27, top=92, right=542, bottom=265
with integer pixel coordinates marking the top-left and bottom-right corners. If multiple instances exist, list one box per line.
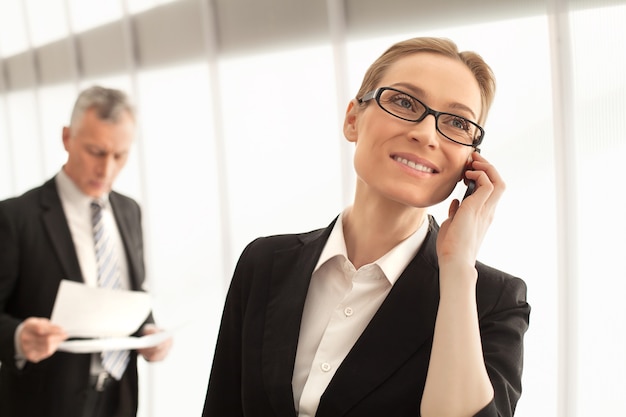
left=5, top=90, right=45, bottom=192
left=127, top=0, right=181, bottom=14
left=0, top=0, right=29, bottom=56
left=0, top=1, right=624, bottom=416
left=133, top=62, right=226, bottom=416
left=24, top=0, right=69, bottom=48
left=570, top=4, right=626, bottom=416
left=66, top=0, right=123, bottom=33
left=218, top=46, right=345, bottom=259
left=38, top=84, right=79, bottom=177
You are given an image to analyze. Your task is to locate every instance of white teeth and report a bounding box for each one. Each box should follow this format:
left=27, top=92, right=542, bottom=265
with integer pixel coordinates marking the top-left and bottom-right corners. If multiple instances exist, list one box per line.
left=394, top=156, right=434, bottom=173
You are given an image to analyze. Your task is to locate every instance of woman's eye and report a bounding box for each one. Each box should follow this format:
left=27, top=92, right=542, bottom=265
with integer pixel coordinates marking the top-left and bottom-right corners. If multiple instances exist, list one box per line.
left=451, top=117, right=469, bottom=130
left=391, top=95, right=415, bottom=111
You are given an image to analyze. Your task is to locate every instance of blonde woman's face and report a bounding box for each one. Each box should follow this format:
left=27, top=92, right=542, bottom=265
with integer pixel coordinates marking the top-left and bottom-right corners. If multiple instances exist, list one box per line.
left=345, top=52, right=482, bottom=208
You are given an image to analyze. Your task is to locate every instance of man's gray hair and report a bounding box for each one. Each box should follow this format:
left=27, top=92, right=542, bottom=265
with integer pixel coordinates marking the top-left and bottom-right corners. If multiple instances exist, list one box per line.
left=69, top=85, right=135, bottom=129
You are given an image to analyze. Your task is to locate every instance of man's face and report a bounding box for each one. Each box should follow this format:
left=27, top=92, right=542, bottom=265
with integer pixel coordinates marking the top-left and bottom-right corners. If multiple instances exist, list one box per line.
left=62, top=108, right=135, bottom=198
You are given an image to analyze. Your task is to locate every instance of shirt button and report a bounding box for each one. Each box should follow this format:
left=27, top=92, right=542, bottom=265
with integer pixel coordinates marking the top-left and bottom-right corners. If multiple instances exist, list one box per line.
left=344, top=307, right=354, bottom=317
left=320, top=362, right=332, bottom=372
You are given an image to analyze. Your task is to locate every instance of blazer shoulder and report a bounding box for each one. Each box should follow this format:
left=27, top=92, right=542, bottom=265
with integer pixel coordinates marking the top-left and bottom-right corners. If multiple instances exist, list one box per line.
left=244, top=214, right=336, bottom=252
left=475, top=261, right=529, bottom=316
left=476, top=262, right=526, bottom=291
left=109, top=190, right=141, bottom=210
left=242, top=226, right=328, bottom=258
left=233, top=224, right=332, bottom=279
left=0, top=180, right=52, bottom=216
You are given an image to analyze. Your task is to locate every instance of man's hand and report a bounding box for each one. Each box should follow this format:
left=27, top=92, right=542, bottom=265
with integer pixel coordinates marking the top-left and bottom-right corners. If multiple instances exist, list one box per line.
left=19, top=317, right=68, bottom=363
left=137, top=324, right=173, bottom=362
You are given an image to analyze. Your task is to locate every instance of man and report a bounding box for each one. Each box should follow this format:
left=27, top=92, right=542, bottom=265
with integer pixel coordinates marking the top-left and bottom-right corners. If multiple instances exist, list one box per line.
left=0, top=86, right=172, bottom=417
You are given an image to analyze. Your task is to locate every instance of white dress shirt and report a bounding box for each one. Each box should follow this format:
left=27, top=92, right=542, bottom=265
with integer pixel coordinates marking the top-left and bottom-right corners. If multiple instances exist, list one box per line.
left=292, top=210, right=430, bottom=417
left=56, top=169, right=131, bottom=290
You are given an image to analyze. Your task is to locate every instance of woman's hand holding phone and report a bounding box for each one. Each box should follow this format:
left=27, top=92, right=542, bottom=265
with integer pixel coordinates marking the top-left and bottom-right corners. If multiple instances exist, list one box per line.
left=436, top=151, right=505, bottom=275
left=462, top=180, right=476, bottom=201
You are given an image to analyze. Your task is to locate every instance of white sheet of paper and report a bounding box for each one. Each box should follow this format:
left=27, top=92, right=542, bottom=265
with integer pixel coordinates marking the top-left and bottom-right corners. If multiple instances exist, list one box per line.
left=50, top=280, right=151, bottom=338
left=57, top=329, right=175, bottom=353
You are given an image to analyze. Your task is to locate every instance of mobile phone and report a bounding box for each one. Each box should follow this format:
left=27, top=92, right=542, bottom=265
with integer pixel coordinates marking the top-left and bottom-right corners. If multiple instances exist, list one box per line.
left=462, top=180, right=476, bottom=200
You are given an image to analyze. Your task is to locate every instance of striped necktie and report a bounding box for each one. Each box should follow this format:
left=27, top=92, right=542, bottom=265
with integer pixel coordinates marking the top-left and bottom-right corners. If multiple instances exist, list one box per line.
left=91, top=199, right=130, bottom=380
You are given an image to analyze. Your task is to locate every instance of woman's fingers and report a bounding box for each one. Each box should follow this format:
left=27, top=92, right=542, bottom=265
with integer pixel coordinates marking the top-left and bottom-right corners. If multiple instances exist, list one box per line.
left=464, top=152, right=505, bottom=208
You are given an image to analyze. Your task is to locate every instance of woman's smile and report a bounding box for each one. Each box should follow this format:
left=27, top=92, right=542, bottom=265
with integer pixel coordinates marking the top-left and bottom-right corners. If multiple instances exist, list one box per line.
left=392, top=155, right=437, bottom=174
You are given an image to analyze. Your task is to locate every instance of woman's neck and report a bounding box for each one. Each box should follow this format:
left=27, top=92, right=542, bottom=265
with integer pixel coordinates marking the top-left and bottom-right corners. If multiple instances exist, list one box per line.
left=342, top=198, right=427, bottom=270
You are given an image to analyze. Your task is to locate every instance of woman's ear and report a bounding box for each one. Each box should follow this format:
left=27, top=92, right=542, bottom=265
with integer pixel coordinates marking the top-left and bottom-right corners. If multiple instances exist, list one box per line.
left=343, top=99, right=359, bottom=143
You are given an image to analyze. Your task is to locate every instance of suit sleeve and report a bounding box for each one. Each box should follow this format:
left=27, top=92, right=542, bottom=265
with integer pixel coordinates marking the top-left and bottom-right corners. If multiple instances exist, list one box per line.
left=202, top=240, right=257, bottom=417
left=474, top=276, right=530, bottom=417
left=0, top=202, right=23, bottom=370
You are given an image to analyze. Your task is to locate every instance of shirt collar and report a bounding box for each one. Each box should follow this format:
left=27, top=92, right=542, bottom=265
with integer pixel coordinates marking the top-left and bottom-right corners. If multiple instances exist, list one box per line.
left=314, top=210, right=430, bottom=285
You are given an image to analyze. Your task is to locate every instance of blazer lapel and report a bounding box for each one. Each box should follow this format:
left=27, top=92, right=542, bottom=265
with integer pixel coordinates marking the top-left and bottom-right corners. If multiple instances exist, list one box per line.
left=109, top=193, right=142, bottom=290
left=316, top=219, right=441, bottom=416
left=262, top=220, right=336, bottom=417
left=40, top=179, right=83, bottom=283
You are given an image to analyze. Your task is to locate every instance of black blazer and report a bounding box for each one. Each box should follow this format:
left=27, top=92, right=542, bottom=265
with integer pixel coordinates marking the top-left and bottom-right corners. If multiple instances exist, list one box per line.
left=203, top=216, right=530, bottom=417
left=0, top=177, right=148, bottom=417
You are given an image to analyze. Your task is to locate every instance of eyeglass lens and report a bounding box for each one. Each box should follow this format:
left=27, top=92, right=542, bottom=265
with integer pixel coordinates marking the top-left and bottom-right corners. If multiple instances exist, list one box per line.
left=377, top=88, right=480, bottom=145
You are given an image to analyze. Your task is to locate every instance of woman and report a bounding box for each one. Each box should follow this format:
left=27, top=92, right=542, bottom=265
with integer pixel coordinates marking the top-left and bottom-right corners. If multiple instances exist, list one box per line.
left=203, top=36, right=530, bottom=417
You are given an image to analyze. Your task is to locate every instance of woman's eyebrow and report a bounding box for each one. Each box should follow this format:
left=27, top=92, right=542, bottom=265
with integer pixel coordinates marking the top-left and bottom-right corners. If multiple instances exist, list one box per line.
left=448, top=102, right=478, bottom=120
left=390, top=82, right=478, bottom=120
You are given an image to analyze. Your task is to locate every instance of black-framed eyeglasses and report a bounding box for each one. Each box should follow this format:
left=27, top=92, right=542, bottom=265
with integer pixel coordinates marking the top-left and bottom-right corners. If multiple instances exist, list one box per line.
left=358, top=86, right=484, bottom=147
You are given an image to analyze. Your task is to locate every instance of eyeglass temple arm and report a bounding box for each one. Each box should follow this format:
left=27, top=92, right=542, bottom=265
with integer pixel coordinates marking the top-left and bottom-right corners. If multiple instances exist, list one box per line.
left=358, top=89, right=378, bottom=103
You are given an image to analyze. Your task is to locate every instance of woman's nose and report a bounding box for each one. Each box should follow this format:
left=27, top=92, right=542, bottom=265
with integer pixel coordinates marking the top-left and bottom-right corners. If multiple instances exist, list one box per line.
left=408, top=113, right=440, bottom=147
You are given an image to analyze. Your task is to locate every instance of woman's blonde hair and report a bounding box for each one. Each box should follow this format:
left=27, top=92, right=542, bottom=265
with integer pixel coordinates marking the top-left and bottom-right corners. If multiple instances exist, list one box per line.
left=356, top=37, right=496, bottom=125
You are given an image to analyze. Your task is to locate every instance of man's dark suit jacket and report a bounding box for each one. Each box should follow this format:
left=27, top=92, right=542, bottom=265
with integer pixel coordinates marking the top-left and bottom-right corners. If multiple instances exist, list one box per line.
left=0, top=177, right=149, bottom=417
left=203, top=216, right=530, bottom=417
